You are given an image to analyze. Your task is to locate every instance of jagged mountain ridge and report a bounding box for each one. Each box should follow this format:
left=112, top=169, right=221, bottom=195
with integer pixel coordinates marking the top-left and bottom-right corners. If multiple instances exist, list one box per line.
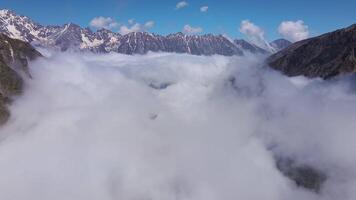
left=0, top=9, right=290, bottom=56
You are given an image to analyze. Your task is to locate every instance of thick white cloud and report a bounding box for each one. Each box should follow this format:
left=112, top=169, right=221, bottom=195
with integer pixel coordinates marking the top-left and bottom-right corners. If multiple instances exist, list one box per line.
left=239, top=20, right=272, bottom=50
left=90, top=16, right=118, bottom=30
left=3, top=52, right=356, bottom=199
left=2, top=51, right=356, bottom=199
left=119, top=20, right=155, bottom=35
left=239, top=20, right=265, bottom=41
left=176, top=1, right=188, bottom=9
left=200, top=6, right=209, bottom=12
left=278, top=20, right=309, bottom=42
left=183, top=24, right=203, bottom=34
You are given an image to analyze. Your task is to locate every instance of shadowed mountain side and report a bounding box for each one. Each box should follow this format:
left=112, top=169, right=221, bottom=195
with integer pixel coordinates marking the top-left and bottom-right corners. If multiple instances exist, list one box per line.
left=0, top=33, right=42, bottom=125
left=268, top=24, right=356, bottom=79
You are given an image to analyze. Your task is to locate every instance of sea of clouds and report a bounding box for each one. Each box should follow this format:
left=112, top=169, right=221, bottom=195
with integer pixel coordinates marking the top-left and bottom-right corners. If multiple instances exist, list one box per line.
left=0, top=51, right=356, bottom=200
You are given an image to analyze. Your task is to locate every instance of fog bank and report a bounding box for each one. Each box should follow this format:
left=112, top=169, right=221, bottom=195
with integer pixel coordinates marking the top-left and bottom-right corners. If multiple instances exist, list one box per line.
left=0, top=52, right=356, bottom=200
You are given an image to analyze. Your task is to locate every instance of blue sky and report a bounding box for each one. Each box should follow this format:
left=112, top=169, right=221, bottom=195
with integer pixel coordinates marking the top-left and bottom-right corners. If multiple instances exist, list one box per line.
left=1, top=0, right=356, bottom=40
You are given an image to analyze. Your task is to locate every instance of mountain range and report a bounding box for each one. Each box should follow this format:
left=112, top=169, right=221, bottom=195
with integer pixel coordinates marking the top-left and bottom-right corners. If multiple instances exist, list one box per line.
left=0, top=9, right=291, bottom=56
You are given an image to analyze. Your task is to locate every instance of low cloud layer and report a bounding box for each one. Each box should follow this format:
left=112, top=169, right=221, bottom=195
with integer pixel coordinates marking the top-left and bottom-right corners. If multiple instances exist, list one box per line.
left=278, top=20, right=309, bottom=42
left=183, top=24, right=203, bottom=34
left=1, top=52, right=356, bottom=200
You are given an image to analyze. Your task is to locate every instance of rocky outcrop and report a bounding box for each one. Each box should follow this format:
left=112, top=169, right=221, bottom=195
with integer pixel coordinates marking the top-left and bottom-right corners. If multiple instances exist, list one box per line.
left=267, top=24, right=356, bottom=79
left=0, top=33, right=42, bottom=125
left=0, top=92, right=10, bottom=124
left=276, top=157, right=327, bottom=192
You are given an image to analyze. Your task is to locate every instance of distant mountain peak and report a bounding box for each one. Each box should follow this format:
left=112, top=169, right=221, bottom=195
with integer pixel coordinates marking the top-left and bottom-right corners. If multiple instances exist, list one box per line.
left=0, top=9, right=14, bottom=16
left=234, top=39, right=270, bottom=54
left=269, top=39, right=292, bottom=51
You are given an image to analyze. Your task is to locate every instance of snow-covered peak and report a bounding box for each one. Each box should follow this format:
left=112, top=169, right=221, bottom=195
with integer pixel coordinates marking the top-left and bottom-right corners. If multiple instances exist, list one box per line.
left=0, top=9, right=9, bottom=16
left=0, top=9, right=42, bottom=41
left=0, top=9, right=14, bottom=17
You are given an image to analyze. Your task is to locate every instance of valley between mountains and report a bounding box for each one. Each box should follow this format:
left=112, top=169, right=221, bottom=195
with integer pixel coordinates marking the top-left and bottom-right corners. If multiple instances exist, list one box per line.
left=1, top=8, right=356, bottom=200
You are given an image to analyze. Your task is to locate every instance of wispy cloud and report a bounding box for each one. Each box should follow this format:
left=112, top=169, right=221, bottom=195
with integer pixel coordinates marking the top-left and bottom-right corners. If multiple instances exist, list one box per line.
left=183, top=24, right=203, bottom=34
left=239, top=20, right=271, bottom=49
left=119, top=19, right=155, bottom=35
left=200, top=6, right=209, bottom=12
left=176, top=1, right=188, bottom=9
left=278, top=20, right=309, bottom=42
left=144, top=21, right=155, bottom=29
left=90, top=17, right=118, bottom=30
left=128, top=19, right=135, bottom=25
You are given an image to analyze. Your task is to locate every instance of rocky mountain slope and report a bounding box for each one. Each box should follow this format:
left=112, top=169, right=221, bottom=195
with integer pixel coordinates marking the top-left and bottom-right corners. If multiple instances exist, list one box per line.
left=234, top=39, right=269, bottom=54
left=268, top=24, right=356, bottom=79
left=0, top=33, right=42, bottom=124
left=0, top=9, right=291, bottom=56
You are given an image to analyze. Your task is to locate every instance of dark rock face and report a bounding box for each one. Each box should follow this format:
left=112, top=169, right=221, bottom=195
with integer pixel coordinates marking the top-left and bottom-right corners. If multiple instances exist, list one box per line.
left=0, top=92, right=10, bottom=124
left=276, top=157, right=327, bottom=192
left=268, top=24, right=356, bottom=79
left=0, top=34, right=41, bottom=75
left=269, top=39, right=292, bottom=52
left=148, top=82, right=173, bottom=90
left=0, top=33, right=42, bottom=125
